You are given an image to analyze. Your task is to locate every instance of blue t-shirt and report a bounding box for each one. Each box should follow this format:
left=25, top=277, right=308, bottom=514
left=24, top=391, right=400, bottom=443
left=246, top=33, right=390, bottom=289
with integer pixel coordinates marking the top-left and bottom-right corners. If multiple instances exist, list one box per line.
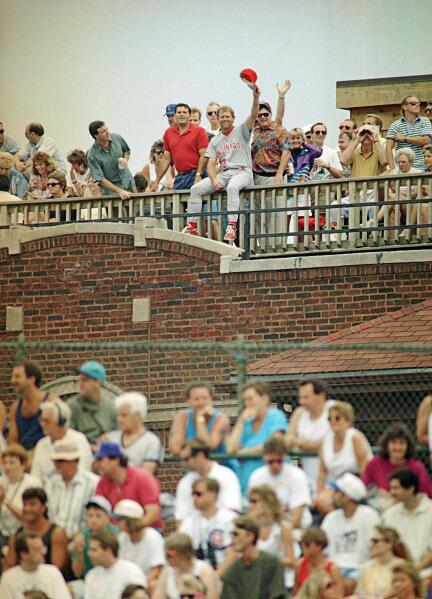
left=238, top=408, right=288, bottom=494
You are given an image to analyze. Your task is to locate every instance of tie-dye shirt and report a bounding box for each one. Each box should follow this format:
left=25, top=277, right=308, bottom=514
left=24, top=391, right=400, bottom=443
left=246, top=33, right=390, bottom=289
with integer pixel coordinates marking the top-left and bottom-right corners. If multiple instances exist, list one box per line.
left=252, top=122, right=292, bottom=175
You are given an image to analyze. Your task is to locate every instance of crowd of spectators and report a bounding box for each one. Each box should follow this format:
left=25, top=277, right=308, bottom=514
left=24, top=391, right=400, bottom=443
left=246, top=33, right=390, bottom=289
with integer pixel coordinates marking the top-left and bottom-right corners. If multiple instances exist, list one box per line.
left=0, top=362, right=431, bottom=599
left=1, top=86, right=432, bottom=240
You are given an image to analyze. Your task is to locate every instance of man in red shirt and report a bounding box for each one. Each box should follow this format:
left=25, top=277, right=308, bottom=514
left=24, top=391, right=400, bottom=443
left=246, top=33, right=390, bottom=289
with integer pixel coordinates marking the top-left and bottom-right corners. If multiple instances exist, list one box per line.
left=95, top=442, right=162, bottom=529
left=151, top=103, right=209, bottom=191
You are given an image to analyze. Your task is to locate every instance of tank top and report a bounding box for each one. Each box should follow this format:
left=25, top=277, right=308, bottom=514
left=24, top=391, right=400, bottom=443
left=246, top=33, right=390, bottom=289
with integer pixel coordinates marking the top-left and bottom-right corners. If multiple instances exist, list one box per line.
left=16, top=523, right=57, bottom=564
left=428, top=412, right=432, bottom=453
left=166, top=559, right=206, bottom=599
left=257, top=523, right=299, bottom=588
left=16, top=393, right=48, bottom=449
left=322, top=427, right=369, bottom=481
left=185, top=408, right=226, bottom=453
left=297, top=556, right=334, bottom=588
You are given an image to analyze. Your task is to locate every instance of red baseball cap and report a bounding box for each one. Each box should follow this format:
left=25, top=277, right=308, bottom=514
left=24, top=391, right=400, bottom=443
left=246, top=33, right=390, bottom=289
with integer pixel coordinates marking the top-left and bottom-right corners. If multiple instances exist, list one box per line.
left=240, top=68, right=257, bottom=84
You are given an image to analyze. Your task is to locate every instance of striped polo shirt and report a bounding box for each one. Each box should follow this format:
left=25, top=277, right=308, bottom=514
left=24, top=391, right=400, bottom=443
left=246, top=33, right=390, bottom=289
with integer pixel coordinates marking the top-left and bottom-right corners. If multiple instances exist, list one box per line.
left=387, top=116, right=432, bottom=168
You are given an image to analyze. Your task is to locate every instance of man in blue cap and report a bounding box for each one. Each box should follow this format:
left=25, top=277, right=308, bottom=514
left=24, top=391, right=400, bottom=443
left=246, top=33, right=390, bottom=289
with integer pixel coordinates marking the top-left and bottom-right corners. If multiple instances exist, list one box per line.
left=164, top=104, right=177, bottom=127
left=67, top=361, right=117, bottom=449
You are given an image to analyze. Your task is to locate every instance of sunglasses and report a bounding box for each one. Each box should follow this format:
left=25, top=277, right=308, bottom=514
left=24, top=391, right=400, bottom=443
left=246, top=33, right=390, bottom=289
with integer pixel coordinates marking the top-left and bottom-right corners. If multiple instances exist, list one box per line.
left=155, top=150, right=164, bottom=156
left=207, top=111, right=218, bottom=116
left=266, top=458, right=283, bottom=465
left=258, top=112, right=270, bottom=118
left=0, top=129, right=4, bottom=134
left=192, top=490, right=204, bottom=497
left=314, top=131, right=327, bottom=135
left=180, top=595, right=196, bottom=599
left=339, top=125, right=352, bottom=130
left=47, top=182, right=60, bottom=187
left=407, top=101, right=420, bottom=106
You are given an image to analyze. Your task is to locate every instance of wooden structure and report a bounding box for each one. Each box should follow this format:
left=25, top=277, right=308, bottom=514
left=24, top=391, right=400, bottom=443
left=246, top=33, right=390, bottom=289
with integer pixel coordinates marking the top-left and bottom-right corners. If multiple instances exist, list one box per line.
left=336, top=74, right=432, bottom=134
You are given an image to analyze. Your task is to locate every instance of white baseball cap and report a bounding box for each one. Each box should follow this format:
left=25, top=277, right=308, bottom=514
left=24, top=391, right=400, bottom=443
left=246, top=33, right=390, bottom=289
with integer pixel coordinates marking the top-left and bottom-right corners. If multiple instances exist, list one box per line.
left=113, top=499, right=144, bottom=519
left=331, top=473, right=367, bottom=502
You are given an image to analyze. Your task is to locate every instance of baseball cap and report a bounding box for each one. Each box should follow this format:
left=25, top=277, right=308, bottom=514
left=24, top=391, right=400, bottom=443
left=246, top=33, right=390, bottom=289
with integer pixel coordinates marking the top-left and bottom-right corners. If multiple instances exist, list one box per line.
left=330, top=473, right=367, bottom=502
left=163, top=104, right=177, bottom=116
left=113, top=499, right=144, bottom=519
left=51, top=439, right=80, bottom=461
left=78, top=360, right=106, bottom=382
left=239, top=68, right=257, bottom=84
left=303, top=123, right=312, bottom=135
left=94, top=441, right=123, bottom=460
left=86, top=495, right=112, bottom=516
left=259, top=102, right=272, bottom=113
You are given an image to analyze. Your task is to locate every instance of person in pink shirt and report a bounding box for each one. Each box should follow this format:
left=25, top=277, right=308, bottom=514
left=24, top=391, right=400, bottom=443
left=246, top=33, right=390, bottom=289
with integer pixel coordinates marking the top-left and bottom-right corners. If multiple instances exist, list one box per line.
left=362, top=423, right=432, bottom=506
left=95, top=442, right=162, bottom=529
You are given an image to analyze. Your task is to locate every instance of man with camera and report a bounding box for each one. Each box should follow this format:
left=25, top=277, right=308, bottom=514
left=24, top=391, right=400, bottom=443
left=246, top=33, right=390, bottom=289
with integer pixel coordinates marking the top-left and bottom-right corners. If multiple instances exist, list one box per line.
left=340, top=124, right=387, bottom=176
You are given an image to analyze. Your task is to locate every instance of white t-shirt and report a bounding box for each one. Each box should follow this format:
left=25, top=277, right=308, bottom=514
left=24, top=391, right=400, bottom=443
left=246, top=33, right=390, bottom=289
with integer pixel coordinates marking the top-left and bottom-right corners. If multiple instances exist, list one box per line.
left=179, top=507, right=235, bottom=566
left=206, top=122, right=253, bottom=171
left=321, top=145, right=343, bottom=172
left=107, top=429, right=163, bottom=467
left=175, top=461, right=242, bottom=520
left=119, top=527, right=166, bottom=573
left=84, top=558, right=146, bottom=599
left=0, top=473, right=41, bottom=536
left=31, top=427, right=94, bottom=486
left=0, top=564, right=71, bottom=599
left=383, top=494, right=432, bottom=563
left=248, top=463, right=312, bottom=528
left=321, top=505, right=380, bottom=569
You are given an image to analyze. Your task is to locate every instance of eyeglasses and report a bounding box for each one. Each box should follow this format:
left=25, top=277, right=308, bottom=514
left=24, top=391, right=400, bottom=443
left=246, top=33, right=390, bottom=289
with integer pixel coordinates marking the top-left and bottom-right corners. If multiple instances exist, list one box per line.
left=207, top=111, right=218, bottom=116
left=192, top=490, right=204, bottom=497
left=266, top=458, right=283, bottom=465
left=258, top=112, right=270, bottom=118
left=0, top=129, right=4, bottom=134
left=314, top=130, right=327, bottom=135
left=47, top=182, right=60, bottom=187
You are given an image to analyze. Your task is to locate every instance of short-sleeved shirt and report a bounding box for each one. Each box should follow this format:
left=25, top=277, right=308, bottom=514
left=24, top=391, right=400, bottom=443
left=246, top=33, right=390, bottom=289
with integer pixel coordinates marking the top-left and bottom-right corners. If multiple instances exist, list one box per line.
left=222, top=551, right=286, bottom=599
left=9, top=169, right=28, bottom=199
left=251, top=123, right=292, bottom=175
left=18, top=135, right=68, bottom=174
left=119, top=527, right=166, bottom=573
left=387, top=116, right=432, bottom=168
left=107, top=429, right=164, bottom=467
left=96, top=465, right=162, bottom=529
left=67, top=393, right=117, bottom=444
left=163, top=124, right=208, bottom=172
left=0, top=135, right=20, bottom=155
left=87, top=133, right=134, bottom=193
left=206, top=122, right=253, bottom=171
left=238, top=408, right=288, bottom=494
left=71, top=523, right=118, bottom=576
left=351, top=146, right=386, bottom=178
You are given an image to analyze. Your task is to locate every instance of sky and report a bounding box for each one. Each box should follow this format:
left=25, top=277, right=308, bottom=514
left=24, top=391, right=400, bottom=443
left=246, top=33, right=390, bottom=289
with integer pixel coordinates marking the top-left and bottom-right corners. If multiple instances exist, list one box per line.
left=1, top=0, right=431, bottom=172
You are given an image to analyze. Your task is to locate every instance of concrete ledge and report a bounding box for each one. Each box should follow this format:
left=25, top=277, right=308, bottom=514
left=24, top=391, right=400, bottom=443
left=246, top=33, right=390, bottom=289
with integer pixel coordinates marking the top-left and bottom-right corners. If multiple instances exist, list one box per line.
left=222, top=249, right=432, bottom=273
left=141, top=226, right=243, bottom=257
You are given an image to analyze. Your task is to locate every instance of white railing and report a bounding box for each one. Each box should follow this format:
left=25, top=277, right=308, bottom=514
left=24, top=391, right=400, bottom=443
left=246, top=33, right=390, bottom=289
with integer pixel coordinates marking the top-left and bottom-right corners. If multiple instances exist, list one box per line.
left=1, top=173, right=431, bottom=256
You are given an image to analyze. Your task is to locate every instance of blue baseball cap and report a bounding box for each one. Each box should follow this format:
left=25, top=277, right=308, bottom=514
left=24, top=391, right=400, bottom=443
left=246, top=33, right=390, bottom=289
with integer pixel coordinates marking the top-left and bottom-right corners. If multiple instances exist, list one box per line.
left=163, top=104, right=177, bottom=116
left=94, top=441, right=123, bottom=460
left=78, top=360, right=106, bottom=382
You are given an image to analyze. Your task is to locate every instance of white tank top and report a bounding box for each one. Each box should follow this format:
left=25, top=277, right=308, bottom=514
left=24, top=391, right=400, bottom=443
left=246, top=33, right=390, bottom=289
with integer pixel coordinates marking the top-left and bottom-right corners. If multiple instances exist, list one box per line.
left=166, top=559, right=205, bottom=599
left=322, top=427, right=368, bottom=481
left=257, top=523, right=299, bottom=588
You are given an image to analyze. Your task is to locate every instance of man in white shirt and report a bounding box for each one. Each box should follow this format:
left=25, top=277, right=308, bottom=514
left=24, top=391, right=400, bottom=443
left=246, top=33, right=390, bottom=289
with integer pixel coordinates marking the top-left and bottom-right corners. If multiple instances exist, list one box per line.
left=31, top=398, right=93, bottom=486
left=310, top=122, right=343, bottom=178
left=46, top=439, right=99, bottom=538
left=321, top=473, right=380, bottom=594
left=0, top=531, right=70, bottom=599
left=180, top=477, right=236, bottom=568
left=16, top=123, right=67, bottom=176
left=85, top=529, right=146, bottom=599
left=248, top=437, right=312, bottom=529
left=383, top=468, right=432, bottom=568
left=175, top=439, right=242, bottom=523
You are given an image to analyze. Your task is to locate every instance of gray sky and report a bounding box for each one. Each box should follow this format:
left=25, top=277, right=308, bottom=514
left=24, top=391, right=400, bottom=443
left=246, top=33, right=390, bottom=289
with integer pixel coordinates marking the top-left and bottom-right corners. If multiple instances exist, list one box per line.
left=1, top=0, right=431, bottom=172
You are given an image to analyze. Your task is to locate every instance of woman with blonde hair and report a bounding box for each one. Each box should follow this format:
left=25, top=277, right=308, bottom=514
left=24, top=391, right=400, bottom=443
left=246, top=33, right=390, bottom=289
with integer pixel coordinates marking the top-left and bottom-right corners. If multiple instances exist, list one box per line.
left=295, top=571, right=347, bottom=599
left=385, top=561, right=424, bottom=599
left=247, top=484, right=297, bottom=590
left=357, top=525, right=411, bottom=599
left=28, top=151, right=56, bottom=199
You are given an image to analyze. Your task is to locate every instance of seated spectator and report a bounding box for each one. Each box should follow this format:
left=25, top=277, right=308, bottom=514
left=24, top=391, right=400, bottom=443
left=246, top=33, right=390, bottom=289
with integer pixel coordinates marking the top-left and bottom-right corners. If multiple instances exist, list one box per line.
left=357, top=525, right=411, bottom=599
left=0, top=444, right=41, bottom=541
left=121, top=584, right=149, bottom=599
left=84, top=529, right=146, bottom=599
left=134, top=173, right=148, bottom=192
left=175, top=439, right=242, bottom=523
left=362, top=423, right=432, bottom=508
left=87, top=120, right=136, bottom=199
left=423, top=144, right=432, bottom=172
left=4, top=487, right=68, bottom=573
left=220, top=515, right=286, bottom=599
left=106, top=392, right=163, bottom=474
left=0, top=174, right=21, bottom=203
left=114, top=499, right=165, bottom=590
left=67, top=360, right=117, bottom=449
left=70, top=495, right=117, bottom=579
left=321, top=473, right=380, bottom=594
left=9, top=361, right=56, bottom=452
left=142, top=139, right=174, bottom=192
left=294, top=571, right=345, bottom=599
left=178, top=574, right=207, bottom=599
left=179, top=477, right=235, bottom=569
left=337, top=131, right=353, bottom=178
left=247, top=485, right=297, bottom=591
left=153, top=532, right=220, bottom=599
left=66, top=149, right=100, bottom=197
left=387, top=561, right=424, bottom=599
left=27, top=151, right=56, bottom=199
left=95, top=442, right=162, bottom=529
left=310, top=122, right=343, bottom=179
left=0, top=532, right=70, bottom=599
left=45, top=439, right=99, bottom=538
left=16, top=122, right=67, bottom=178
left=285, top=379, right=334, bottom=495
left=0, top=121, right=20, bottom=154
left=227, top=381, right=287, bottom=494
left=383, top=469, right=432, bottom=569
left=0, top=151, right=28, bottom=198
left=248, top=437, right=312, bottom=529
left=31, top=398, right=93, bottom=486
left=292, top=527, right=343, bottom=596
left=169, top=382, right=230, bottom=456
left=416, top=393, right=432, bottom=453
left=46, top=171, right=68, bottom=201
left=316, top=401, right=371, bottom=513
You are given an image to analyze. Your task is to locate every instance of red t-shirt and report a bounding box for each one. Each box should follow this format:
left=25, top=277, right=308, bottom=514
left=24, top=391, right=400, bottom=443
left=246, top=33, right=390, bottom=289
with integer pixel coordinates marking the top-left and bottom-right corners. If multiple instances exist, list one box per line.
left=361, top=455, right=432, bottom=496
left=163, top=124, right=208, bottom=172
left=96, top=465, right=162, bottom=528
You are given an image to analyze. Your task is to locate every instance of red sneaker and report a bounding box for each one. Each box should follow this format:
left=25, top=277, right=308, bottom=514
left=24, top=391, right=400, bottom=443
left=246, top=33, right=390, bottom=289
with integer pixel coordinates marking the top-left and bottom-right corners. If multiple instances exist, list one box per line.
left=224, top=223, right=237, bottom=241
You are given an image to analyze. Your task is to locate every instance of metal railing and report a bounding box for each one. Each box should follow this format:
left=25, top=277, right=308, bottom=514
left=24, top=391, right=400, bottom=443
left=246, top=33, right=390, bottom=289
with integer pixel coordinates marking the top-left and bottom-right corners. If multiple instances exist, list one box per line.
left=1, top=172, right=431, bottom=257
